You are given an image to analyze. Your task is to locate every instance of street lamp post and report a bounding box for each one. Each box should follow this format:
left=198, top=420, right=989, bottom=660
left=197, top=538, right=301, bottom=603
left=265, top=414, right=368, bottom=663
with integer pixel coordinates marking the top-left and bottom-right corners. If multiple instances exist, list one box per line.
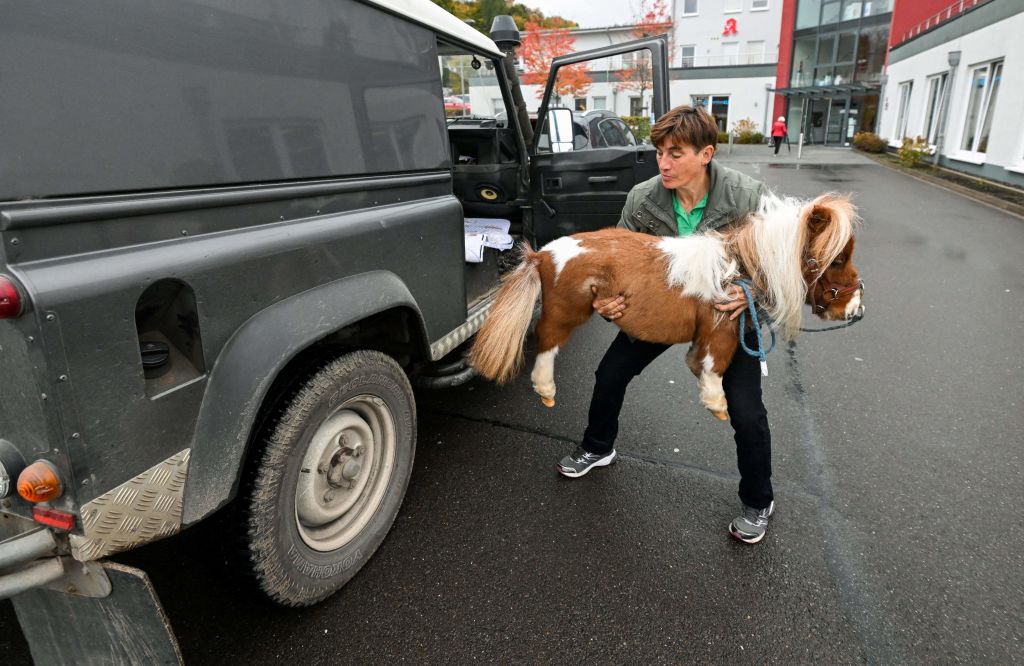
left=763, top=83, right=772, bottom=136
left=875, top=74, right=887, bottom=135
left=932, top=50, right=961, bottom=167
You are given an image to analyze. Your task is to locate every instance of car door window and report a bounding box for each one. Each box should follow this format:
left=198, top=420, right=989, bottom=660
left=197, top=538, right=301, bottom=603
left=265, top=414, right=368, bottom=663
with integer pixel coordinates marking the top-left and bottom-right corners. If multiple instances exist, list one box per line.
left=597, top=119, right=637, bottom=147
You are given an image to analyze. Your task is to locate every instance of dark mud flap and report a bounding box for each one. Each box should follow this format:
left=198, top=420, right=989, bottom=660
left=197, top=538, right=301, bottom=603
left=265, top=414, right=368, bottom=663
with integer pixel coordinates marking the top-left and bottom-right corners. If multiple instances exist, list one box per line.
left=12, top=561, right=182, bottom=665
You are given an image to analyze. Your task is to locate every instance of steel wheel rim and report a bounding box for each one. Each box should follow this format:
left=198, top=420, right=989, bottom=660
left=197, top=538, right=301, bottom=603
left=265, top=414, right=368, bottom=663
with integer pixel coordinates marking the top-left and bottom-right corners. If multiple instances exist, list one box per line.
left=294, top=395, right=396, bottom=552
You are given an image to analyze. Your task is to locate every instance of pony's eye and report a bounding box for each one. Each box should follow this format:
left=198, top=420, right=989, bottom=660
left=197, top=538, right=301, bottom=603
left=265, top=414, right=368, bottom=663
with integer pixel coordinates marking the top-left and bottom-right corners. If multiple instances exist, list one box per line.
left=831, top=258, right=844, bottom=267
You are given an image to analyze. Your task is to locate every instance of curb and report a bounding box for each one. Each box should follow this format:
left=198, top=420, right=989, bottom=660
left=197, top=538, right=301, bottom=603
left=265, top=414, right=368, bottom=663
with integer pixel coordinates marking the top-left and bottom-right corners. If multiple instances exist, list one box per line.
left=859, top=152, right=1024, bottom=220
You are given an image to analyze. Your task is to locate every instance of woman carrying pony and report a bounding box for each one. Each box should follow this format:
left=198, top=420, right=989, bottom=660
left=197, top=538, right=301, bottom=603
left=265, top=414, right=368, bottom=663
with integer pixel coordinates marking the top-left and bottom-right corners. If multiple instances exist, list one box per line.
left=568, top=105, right=777, bottom=544
left=471, top=104, right=862, bottom=544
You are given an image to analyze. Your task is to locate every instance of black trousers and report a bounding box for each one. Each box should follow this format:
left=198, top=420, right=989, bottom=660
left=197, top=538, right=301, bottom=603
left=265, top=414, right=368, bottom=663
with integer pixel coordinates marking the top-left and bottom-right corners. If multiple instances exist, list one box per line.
left=581, top=330, right=774, bottom=509
left=772, top=136, right=783, bottom=154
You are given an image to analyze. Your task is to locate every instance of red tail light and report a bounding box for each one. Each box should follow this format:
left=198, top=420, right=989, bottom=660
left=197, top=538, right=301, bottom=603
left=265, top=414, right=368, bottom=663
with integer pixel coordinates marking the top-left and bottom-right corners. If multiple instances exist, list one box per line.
left=33, top=507, right=76, bottom=531
left=0, top=275, right=23, bottom=318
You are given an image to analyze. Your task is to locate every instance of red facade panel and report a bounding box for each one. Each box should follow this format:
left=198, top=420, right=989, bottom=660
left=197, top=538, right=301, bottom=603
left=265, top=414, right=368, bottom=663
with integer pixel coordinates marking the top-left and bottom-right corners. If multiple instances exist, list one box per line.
left=773, top=0, right=799, bottom=120
left=890, top=0, right=988, bottom=48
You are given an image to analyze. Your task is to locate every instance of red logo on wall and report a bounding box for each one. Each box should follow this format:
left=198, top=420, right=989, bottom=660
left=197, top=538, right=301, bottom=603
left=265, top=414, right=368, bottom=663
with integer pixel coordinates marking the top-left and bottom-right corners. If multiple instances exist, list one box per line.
left=722, top=18, right=738, bottom=36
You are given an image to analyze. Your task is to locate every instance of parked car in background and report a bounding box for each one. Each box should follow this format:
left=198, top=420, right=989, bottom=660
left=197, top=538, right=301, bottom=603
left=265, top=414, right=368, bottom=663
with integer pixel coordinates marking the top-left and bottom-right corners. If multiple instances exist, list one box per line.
left=580, top=109, right=638, bottom=148
left=533, top=109, right=640, bottom=151
left=444, top=95, right=470, bottom=115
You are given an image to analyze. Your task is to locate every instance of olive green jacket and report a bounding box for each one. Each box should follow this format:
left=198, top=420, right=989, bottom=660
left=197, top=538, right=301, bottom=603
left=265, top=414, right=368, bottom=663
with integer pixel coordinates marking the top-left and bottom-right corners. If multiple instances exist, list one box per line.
left=617, top=160, right=767, bottom=237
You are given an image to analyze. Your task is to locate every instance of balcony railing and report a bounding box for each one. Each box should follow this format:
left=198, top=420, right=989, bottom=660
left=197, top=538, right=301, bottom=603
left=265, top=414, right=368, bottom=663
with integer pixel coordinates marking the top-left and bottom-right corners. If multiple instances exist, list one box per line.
left=680, top=51, right=778, bottom=68
left=896, top=0, right=993, bottom=46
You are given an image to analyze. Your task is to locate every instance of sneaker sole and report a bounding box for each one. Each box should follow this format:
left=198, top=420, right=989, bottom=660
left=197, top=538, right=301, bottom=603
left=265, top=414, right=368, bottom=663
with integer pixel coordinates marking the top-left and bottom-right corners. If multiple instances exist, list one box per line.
left=728, top=522, right=766, bottom=544
left=728, top=501, right=775, bottom=544
left=555, top=451, right=617, bottom=478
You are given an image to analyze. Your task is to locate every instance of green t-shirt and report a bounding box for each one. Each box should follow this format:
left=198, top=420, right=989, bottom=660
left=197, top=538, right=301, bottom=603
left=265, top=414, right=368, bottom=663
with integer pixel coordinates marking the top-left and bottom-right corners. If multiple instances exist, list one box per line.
left=672, top=192, right=708, bottom=236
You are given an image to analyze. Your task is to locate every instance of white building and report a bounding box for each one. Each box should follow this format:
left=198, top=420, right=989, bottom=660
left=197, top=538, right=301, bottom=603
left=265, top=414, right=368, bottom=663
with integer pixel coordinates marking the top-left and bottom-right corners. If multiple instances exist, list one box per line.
left=517, top=0, right=785, bottom=135
left=672, top=0, right=783, bottom=134
left=877, top=2, right=1023, bottom=187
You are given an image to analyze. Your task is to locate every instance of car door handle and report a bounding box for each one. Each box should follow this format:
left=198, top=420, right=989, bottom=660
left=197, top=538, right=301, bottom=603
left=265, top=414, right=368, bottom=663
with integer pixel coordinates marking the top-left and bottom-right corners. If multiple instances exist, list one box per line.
left=588, top=176, right=617, bottom=183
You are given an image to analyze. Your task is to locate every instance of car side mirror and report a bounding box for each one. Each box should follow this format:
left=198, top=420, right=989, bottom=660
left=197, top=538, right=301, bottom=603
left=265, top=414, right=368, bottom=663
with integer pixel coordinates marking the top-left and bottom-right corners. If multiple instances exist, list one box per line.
left=547, top=107, right=575, bottom=153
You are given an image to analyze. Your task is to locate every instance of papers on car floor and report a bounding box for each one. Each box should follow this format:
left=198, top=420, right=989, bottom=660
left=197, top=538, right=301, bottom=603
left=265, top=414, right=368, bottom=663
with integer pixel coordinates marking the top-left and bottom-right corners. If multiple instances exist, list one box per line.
left=464, top=218, right=514, bottom=263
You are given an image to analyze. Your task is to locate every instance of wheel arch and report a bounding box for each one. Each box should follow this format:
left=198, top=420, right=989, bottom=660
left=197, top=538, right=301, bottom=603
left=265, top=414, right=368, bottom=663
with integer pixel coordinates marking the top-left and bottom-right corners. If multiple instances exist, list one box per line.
left=182, top=270, right=428, bottom=525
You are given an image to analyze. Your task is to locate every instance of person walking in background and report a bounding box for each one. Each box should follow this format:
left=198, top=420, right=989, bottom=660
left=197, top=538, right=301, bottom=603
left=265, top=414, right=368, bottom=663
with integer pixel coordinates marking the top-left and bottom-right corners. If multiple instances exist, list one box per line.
left=771, top=116, right=787, bottom=155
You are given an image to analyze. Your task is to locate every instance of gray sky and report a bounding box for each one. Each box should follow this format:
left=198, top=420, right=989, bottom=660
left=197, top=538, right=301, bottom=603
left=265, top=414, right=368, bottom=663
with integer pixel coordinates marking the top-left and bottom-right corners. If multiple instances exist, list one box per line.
left=526, top=0, right=642, bottom=28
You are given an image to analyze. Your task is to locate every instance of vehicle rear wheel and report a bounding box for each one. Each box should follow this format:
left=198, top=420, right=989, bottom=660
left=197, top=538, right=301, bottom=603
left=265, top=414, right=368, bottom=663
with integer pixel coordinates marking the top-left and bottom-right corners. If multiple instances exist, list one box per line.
left=241, top=350, right=415, bottom=606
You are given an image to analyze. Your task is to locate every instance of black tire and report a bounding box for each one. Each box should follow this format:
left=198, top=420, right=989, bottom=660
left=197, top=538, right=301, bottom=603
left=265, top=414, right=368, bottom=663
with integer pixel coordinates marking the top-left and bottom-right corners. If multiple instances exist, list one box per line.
left=241, top=350, right=415, bottom=606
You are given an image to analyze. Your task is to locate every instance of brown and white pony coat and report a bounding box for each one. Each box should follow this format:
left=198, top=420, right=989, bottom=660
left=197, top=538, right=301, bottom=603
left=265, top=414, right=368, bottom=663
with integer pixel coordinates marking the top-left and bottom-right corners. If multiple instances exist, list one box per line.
left=470, top=193, right=862, bottom=420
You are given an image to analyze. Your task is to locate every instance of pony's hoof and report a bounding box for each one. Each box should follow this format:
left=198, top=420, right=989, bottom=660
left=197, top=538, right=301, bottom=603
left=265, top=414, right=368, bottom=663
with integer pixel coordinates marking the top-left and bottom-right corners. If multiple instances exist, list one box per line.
left=541, top=396, right=556, bottom=408
left=710, top=408, right=729, bottom=421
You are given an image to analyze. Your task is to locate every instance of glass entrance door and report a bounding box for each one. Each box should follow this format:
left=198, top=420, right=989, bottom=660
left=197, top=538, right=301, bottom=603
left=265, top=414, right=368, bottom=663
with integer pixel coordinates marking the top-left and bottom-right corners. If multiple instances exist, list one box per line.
left=825, top=96, right=846, bottom=144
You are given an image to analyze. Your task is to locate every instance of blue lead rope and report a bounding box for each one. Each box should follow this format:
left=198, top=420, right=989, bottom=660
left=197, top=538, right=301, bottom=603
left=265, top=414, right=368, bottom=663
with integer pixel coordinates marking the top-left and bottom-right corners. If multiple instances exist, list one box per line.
left=734, top=279, right=775, bottom=376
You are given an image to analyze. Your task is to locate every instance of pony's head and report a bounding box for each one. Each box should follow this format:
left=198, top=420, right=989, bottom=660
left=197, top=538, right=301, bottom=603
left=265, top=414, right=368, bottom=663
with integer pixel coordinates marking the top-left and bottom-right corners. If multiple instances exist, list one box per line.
left=730, top=192, right=862, bottom=339
left=800, top=194, right=863, bottom=322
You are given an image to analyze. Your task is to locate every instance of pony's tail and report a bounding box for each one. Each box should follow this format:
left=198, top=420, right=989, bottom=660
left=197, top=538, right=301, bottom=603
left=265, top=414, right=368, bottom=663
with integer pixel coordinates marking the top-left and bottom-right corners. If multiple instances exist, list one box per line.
left=470, top=243, right=543, bottom=384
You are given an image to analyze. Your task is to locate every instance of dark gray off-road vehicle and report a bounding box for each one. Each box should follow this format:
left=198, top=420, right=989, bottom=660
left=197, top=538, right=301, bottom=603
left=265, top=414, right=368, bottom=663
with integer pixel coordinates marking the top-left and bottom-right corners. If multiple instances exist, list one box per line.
left=0, top=1, right=669, bottom=659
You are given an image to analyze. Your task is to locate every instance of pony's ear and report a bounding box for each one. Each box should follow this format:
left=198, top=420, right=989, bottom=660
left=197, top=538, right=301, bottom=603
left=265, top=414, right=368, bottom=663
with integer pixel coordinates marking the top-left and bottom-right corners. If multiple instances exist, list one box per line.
left=804, top=194, right=853, bottom=233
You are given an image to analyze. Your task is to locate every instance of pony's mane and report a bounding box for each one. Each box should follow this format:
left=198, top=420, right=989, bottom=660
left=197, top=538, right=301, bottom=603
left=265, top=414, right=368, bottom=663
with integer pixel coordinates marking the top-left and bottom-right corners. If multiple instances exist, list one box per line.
left=727, top=192, right=857, bottom=339
left=658, top=233, right=738, bottom=303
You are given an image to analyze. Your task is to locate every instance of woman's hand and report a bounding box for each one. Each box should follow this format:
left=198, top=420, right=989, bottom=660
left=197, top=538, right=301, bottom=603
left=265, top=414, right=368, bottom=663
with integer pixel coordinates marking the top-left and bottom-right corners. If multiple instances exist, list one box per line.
left=714, top=284, right=748, bottom=320
left=591, top=286, right=626, bottom=320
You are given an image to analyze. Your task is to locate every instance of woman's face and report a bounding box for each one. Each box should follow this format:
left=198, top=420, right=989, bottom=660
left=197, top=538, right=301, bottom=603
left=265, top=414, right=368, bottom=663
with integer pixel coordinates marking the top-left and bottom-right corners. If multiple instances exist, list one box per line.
left=656, top=141, right=715, bottom=190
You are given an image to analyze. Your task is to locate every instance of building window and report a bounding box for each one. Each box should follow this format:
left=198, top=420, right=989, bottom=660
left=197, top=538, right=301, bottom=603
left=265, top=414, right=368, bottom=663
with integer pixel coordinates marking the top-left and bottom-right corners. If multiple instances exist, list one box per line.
left=791, top=35, right=817, bottom=87
left=630, top=96, right=643, bottom=116
left=960, top=60, right=1002, bottom=154
left=592, top=96, right=607, bottom=110
left=821, top=0, right=840, bottom=24
left=752, top=0, right=769, bottom=9
left=797, top=0, right=823, bottom=29
left=721, top=42, right=739, bottom=66
left=680, top=45, right=696, bottom=68
left=682, top=0, right=698, bottom=15
left=575, top=98, right=587, bottom=111
left=894, top=81, right=913, bottom=141
left=692, top=95, right=730, bottom=131
left=745, top=41, right=765, bottom=64
left=862, top=0, right=891, bottom=16
left=725, top=0, right=741, bottom=12
left=921, top=73, right=947, bottom=145
left=854, top=24, right=888, bottom=84
left=841, top=0, right=862, bottom=20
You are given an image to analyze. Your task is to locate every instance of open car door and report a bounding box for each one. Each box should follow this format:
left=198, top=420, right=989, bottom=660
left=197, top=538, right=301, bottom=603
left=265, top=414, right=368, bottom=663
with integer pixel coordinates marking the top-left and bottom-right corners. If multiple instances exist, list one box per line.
left=529, top=36, right=670, bottom=247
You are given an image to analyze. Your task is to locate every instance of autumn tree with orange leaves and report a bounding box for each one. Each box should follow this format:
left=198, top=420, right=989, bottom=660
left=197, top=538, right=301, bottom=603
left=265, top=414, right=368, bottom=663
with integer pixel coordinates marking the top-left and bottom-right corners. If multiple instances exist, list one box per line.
left=519, top=21, right=592, bottom=102
left=615, top=0, right=672, bottom=113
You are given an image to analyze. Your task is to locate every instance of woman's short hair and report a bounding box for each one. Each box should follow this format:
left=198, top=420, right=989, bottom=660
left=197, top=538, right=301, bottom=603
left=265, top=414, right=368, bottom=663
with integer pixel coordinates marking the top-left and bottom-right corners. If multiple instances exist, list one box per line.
left=650, top=105, right=719, bottom=153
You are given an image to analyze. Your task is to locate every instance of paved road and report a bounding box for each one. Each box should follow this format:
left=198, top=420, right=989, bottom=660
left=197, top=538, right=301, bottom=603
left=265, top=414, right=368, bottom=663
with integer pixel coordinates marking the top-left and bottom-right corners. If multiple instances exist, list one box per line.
left=3, top=151, right=1022, bottom=664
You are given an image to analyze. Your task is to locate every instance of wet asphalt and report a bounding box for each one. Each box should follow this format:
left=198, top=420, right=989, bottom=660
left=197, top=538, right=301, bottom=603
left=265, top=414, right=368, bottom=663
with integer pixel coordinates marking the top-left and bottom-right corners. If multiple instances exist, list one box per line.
left=2, top=149, right=1022, bottom=664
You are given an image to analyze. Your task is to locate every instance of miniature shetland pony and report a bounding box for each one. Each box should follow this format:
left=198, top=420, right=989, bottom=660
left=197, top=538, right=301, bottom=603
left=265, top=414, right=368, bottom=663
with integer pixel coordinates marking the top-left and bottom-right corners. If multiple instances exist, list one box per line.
left=469, top=193, right=862, bottom=420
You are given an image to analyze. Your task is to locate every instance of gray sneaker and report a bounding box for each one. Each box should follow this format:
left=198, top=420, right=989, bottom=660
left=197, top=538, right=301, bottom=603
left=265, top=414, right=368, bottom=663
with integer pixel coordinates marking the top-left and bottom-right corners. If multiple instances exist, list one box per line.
left=729, top=500, right=776, bottom=544
left=556, top=447, right=617, bottom=478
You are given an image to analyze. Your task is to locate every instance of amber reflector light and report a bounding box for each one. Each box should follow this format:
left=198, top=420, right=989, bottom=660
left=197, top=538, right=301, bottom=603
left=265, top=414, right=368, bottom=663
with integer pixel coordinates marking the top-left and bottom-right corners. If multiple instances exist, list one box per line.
left=17, top=460, right=63, bottom=503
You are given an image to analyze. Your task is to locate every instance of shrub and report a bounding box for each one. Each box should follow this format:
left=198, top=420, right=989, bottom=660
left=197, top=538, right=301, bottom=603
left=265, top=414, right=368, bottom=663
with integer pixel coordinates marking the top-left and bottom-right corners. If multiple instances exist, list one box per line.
left=621, top=115, right=651, bottom=144
left=852, top=131, right=887, bottom=153
left=731, top=118, right=763, bottom=144
left=898, top=136, right=931, bottom=167
left=736, top=131, right=765, bottom=145
left=717, top=130, right=729, bottom=144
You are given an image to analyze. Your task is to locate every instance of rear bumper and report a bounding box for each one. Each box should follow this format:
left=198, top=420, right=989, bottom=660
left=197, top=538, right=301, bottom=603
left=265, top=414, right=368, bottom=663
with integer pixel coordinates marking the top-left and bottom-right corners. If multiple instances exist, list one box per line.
left=0, top=518, right=111, bottom=600
left=0, top=525, right=60, bottom=599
